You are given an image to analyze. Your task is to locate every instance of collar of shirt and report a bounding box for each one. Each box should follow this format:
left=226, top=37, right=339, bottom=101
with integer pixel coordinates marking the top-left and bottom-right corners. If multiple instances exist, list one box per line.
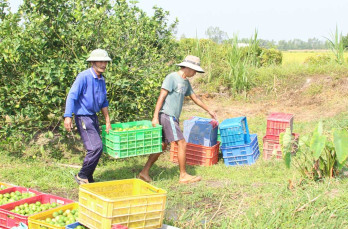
left=90, top=67, right=104, bottom=81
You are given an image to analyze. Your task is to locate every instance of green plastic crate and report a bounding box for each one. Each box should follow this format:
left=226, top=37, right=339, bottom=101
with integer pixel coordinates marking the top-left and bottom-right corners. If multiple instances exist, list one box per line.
left=101, top=120, right=162, bottom=158
left=103, top=144, right=108, bottom=154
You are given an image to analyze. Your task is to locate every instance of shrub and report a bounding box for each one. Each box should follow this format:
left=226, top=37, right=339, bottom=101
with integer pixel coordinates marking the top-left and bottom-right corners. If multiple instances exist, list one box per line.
left=281, top=123, right=348, bottom=180
left=259, top=48, right=282, bottom=66
left=304, top=54, right=332, bottom=65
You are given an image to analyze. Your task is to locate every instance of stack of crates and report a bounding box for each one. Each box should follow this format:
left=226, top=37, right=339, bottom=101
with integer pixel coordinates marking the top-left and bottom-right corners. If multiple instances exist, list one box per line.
left=78, top=179, right=167, bottom=229
left=263, top=112, right=298, bottom=160
left=101, top=120, right=163, bottom=159
left=219, top=117, right=260, bottom=166
left=170, top=117, right=220, bottom=166
left=0, top=193, right=74, bottom=228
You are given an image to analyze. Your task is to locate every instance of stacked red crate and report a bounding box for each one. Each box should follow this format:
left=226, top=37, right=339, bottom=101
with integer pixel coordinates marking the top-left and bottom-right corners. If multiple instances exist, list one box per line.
left=263, top=113, right=298, bottom=160
left=170, top=142, right=220, bottom=166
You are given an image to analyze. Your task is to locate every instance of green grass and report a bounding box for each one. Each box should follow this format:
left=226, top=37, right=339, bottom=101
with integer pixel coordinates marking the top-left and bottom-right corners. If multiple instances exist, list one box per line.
left=196, top=62, right=348, bottom=97
left=1, top=112, right=347, bottom=228
left=1, top=150, right=347, bottom=228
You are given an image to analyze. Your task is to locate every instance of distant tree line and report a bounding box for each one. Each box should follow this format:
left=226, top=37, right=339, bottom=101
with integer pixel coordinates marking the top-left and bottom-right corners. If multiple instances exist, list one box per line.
left=204, top=26, right=348, bottom=51
left=227, top=37, right=329, bottom=51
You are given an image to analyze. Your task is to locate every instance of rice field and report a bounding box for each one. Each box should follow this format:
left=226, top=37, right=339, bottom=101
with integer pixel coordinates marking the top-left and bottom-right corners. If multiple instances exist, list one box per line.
left=282, top=50, right=348, bottom=65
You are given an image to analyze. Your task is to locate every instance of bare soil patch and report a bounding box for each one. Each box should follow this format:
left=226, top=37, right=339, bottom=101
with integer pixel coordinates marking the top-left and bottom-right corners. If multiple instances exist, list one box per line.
left=190, top=74, right=348, bottom=122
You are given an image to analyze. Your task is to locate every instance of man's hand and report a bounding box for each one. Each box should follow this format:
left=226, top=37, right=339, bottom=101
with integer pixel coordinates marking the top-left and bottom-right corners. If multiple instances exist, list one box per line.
left=64, top=117, right=73, bottom=132
left=208, top=110, right=217, bottom=120
left=152, top=117, right=159, bottom=127
left=105, top=122, right=112, bottom=134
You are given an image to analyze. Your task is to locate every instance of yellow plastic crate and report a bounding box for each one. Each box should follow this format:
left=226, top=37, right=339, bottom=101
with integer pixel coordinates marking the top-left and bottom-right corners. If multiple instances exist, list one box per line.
left=78, top=179, right=167, bottom=229
left=28, top=203, right=79, bottom=229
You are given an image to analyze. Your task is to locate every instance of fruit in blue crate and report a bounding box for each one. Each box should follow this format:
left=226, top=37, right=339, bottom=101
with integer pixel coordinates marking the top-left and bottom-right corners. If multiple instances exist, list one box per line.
left=76, top=225, right=87, bottom=229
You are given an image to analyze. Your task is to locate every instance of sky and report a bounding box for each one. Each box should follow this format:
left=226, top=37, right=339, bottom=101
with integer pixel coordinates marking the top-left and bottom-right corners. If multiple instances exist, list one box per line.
left=7, top=0, right=348, bottom=42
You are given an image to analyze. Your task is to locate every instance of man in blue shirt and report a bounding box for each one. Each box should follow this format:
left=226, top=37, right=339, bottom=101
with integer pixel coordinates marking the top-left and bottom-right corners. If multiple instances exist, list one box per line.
left=64, top=49, right=112, bottom=185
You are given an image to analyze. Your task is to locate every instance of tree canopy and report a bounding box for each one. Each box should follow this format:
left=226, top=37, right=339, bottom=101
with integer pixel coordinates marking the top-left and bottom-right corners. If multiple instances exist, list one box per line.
left=0, top=0, right=181, bottom=141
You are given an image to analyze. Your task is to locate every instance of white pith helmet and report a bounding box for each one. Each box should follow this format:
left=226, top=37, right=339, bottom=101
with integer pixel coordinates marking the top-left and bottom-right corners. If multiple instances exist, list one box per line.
left=86, top=49, right=112, bottom=62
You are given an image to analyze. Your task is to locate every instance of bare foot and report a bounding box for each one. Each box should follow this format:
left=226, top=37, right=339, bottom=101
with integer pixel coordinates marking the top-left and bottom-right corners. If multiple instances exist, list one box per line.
left=179, top=174, right=202, bottom=184
left=138, top=172, right=153, bottom=183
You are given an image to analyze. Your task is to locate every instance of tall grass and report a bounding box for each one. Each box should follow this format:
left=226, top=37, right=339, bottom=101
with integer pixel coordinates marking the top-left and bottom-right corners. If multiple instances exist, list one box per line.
left=325, top=26, right=346, bottom=65
left=192, top=32, right=201, bottom=58
left=225, top=35, right=249, bottom=93
left=247, top=29, right=260, bottom=67
left=225, top=31, right=260, bottom=94
left=205, top=43, right=213, bottom=83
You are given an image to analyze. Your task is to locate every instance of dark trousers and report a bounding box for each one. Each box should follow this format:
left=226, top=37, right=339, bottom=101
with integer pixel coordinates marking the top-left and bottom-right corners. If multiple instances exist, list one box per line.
left=75, top=115, right=103, bottom=181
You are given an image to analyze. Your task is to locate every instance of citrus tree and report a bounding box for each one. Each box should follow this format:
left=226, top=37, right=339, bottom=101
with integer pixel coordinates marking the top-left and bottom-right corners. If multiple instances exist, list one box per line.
left=0, top=0, right=181, bottom=149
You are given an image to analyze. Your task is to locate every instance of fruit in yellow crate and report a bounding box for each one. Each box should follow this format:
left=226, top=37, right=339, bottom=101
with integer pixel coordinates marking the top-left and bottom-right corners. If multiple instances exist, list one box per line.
left=38, top=208, right=80, bottom=227
left=52, top=211, right=59, bottom=218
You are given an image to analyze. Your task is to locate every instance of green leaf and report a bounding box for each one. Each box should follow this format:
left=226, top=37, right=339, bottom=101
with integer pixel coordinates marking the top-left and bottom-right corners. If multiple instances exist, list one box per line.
left=281, top=128, right=292, bottom=148
left=315, top=121, right=323, bottom=135
left=298, top=135, right=308, bottom=147
left=310, top=132, right=327, bottom=160
left=284, top=152, right=291, bottom=168
left=333, top=129, right=348, bottom=164
left=319, top=158, right=325, bottom=170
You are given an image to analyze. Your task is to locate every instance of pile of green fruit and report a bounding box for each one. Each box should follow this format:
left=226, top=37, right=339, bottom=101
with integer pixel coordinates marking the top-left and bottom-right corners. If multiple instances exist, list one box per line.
left=0, top=191, right=36, bottom=205
left=114, top=125, right=149, bottom=132
left=0, top=185, right=8, bottom=190
left=9, top=201, right=60, bottom=216
left=74, top=225, right=87, bottom=229
left=36, top=209, right=85, bottom=228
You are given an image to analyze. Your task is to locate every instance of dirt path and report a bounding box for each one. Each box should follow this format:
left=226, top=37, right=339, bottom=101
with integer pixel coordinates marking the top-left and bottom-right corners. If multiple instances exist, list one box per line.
left=187, top=74, right=348, bottom=122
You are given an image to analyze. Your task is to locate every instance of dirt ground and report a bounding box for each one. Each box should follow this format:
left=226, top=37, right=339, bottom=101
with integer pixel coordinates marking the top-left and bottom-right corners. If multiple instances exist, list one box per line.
left=188, top=74, right=348, bottom=122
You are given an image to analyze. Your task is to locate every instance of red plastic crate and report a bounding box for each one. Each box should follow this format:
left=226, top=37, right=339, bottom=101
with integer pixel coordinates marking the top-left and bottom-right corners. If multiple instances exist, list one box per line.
left=0, top=182, right=14, bottom=191
left=263, top=133, right=299, bottom=160
left=263, top=137, right=282, bottom=160
left=0, top=187, right=43, bottom=206
left=266, top=113, right=294, bottom=137
left=170, top=142, right=220, bottom=166
left=0, top=194, right=74, bottom=229
left=0, top=187, right=42, bottom=196
left=112, top=224, right=128, bottom=229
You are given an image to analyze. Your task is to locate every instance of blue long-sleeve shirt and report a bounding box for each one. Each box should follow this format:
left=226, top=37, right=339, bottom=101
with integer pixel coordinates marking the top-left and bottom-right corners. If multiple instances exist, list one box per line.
left=64, top=68, right=109, bottom=117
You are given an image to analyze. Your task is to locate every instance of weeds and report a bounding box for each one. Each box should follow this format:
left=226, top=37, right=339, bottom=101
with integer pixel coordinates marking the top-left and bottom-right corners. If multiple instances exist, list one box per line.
left=325, top=26, right=346, bottom=65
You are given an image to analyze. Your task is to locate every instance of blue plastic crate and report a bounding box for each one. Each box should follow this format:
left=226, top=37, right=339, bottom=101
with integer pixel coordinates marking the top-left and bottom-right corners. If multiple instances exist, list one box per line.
left=66, top=222, right=86, bottom=229
left=219, top=116, right=250, bottom=147
left=183, top=117, right=219, bottom=147
left=221, top=134, right=260, bottom=166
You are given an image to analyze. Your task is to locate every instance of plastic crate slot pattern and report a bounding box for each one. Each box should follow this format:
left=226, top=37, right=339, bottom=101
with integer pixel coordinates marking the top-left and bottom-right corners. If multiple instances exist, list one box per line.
left=221, top=134, right=260, bottom=166
left=170, top=142, right=220, bottom=166
left=219, top=117, right=251, bottom=147
left=78, top=179, right=166, bottom=229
